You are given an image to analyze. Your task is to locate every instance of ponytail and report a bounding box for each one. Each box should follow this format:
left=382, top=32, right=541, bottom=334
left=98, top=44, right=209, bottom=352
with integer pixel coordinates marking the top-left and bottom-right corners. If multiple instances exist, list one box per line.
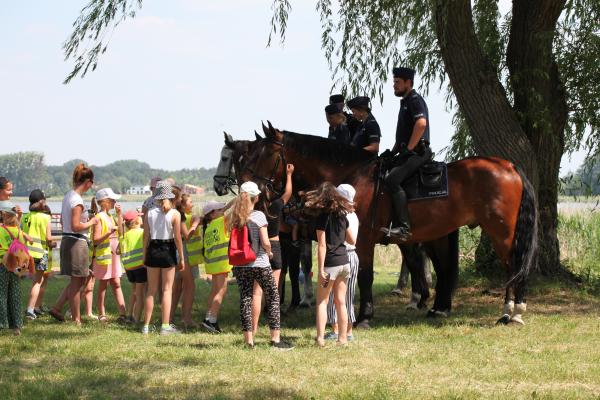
left=161, top=199, right=173, bottom=213
left=90, top=196, right=98, bottom=215
left=72, top=163, right=94, bottom=188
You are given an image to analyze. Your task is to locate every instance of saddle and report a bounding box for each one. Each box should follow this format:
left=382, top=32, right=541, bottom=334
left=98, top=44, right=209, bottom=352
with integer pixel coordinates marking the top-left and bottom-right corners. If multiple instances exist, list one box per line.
left=378, top=154, right=449, bottom=202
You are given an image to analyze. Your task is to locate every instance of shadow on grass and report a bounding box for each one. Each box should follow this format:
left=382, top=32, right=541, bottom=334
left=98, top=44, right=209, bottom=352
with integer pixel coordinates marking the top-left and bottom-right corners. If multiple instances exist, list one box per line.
left=1, top=357, right=302, bottom=400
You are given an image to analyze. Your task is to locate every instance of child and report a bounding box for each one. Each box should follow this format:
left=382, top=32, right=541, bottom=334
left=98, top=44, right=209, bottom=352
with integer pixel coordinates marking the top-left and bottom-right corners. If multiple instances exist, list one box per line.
left=325, top=184, right=359, bottom=341
left=91, top=188, right=127, bottom=323
left=121, top=210, right=146, bottom=323
left=171, top=193, right=202, bottom=329
left=0, top=201, right=29, bottom=335
left=201, top=199, right=234, bottom=333
left=0, top=177, right=22, bottom=223
left=305, top=182, right=355, bottom=347
left=229, top=181, right=293, bottom=349
left=142, top=181, right=185, bottom=335
left=22, top=190, right=56, bottom=320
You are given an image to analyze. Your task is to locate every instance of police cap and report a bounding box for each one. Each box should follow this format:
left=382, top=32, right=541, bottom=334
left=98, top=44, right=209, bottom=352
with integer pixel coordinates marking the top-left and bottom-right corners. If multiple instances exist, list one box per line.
left=325, top=104, right=343, bottom=115
left=329, top=94, right=345, bottom=104
left=346, top=96, right=371, bottom=110
left=393, top=67, right=415, bottom=81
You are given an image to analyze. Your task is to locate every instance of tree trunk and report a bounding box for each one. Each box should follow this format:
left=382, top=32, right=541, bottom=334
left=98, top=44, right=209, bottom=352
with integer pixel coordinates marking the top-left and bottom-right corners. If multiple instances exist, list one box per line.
left=507, top=0, right=567, bottom=274
left=434, top=0, right=569, bottom=275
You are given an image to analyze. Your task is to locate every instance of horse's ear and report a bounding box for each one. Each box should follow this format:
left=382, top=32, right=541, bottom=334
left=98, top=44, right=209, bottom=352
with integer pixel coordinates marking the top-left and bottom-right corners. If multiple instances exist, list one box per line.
left=224, top=132, right=234, bottom=148
left=265, top=120, right=277, bottom=140
left=261, top=121, right=269, bottom=136
left=254, top=130, right=262, bottom=141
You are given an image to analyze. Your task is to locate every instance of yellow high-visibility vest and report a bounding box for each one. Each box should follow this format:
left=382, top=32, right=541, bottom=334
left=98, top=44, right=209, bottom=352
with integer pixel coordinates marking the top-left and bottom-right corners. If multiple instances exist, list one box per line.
left=185, top=213, right=204, bottom=266
left=21, top=212, right=51, bottom=260
left=94, top=212, right=114, bottom=266
left=203, top=216, right=231, bottom=274
left=121, top=227, right=144, bottom=270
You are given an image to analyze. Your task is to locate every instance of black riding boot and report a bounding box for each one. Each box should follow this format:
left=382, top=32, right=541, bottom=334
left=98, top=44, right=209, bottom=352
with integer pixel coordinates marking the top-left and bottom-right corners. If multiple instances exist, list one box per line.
left=382, top=189, right=412, bottom=240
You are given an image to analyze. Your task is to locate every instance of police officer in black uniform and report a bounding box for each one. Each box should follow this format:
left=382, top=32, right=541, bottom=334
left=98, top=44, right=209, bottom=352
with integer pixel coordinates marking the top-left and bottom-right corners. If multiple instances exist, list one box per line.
left=329, top=94, right=360, bottom=138
left=346, top=96, right=381, bottom=154
left=325, top=104, right=352, bottom=144
left=380, top=67, right=432, bottom=239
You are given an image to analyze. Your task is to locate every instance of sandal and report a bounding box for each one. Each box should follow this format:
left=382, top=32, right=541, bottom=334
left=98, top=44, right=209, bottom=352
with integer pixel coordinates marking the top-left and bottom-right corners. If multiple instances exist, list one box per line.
left=98, top=315, right=108, bottom=323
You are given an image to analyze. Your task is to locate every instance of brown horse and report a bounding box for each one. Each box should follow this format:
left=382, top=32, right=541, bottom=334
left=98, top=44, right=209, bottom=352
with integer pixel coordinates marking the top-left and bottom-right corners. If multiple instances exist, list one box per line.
left=233, top=124, right=538, bottom=325
left=216, top=133, right=442, bottom=319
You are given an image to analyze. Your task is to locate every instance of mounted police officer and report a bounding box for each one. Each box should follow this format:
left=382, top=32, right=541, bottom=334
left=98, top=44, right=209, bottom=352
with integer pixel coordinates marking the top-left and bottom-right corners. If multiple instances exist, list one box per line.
left=329, top=94, right=360, bottom=138
left=380, top=67, right=432, bottom=239
left=346, top=96, right=381, bottom=154
left=325, top=104, right=352, bottom=144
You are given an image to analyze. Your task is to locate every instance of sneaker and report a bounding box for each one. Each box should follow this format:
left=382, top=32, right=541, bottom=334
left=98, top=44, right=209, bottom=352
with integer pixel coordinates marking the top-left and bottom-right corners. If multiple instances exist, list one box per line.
left=271, top=340, right=294, bottom=351
left=202, top=319, right=221, bottom=334
left=347, top=334, right=354, bottom=342
left=33, top=308, right=45, bottom=316
left=141, top=325, right=149, bottom=335
left=160, top=324, right=182, bottom=335
left=25, top=310, right=37, bottom=320
left=324, top=331, right=338, bottom=341
left=116, top=315, right=128, bottom=324
left=39, top=305, right=50, bottom=313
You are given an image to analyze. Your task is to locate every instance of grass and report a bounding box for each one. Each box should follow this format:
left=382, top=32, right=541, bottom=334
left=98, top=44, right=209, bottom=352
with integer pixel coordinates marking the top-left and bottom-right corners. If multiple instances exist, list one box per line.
left=1, top=261, right=600, bottom=400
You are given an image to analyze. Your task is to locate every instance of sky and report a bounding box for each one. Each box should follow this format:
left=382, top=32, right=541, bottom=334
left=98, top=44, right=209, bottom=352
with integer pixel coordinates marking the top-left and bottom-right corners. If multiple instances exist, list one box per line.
left=0, top=0, right=586, bottom=174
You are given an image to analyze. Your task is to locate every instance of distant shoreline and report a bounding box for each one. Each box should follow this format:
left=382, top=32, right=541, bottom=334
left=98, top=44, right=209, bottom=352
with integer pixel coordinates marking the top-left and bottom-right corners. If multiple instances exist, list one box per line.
left=12, top=193, right=231, bottom=203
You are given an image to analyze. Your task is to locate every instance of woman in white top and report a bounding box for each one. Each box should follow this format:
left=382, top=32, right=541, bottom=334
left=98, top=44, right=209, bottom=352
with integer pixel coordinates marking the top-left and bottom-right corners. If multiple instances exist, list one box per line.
left=49, top=163, right=99, bottom=325
left=142, top=182, right=185, bottom=335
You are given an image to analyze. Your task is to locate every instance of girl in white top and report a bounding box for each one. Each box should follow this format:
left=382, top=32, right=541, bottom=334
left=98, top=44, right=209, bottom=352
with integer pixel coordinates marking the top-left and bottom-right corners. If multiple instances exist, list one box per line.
left=142, top=182, right=185, bottom=335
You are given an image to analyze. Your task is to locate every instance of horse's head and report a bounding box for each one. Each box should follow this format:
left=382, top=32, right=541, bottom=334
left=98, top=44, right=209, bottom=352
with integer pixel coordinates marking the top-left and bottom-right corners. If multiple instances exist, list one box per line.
left=213, top=132, right=262, bottom=196
left=240, top=121, right=287, bottom=199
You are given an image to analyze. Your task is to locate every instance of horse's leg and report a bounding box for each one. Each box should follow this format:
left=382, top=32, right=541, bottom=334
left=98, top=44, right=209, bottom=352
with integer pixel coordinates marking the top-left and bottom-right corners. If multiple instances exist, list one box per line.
left=423, top=231, right=459, bottom=318
left=356, top=241, right=375, bottom=328
left=401, top=244, right=429, bottom=310
left=496, top=285, right=514, bottom=325
left=391, top=258, right=410, bottom=296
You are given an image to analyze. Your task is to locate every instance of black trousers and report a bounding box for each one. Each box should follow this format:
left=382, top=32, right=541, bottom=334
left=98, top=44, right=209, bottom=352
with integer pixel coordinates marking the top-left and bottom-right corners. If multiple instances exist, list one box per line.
left=384, top=147, right=433, bottom=193
left=279, top=232, right=300, bottom=306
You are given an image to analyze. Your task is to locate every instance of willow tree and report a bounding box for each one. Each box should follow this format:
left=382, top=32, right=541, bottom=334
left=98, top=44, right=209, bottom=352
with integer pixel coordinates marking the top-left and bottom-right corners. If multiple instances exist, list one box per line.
left=64, top=0, right=599, bottom=273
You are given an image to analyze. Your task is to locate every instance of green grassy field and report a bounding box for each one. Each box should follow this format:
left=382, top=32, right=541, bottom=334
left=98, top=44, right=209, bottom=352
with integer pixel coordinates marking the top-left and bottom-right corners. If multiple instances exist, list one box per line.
left=1, top=258, right=599, bottom=399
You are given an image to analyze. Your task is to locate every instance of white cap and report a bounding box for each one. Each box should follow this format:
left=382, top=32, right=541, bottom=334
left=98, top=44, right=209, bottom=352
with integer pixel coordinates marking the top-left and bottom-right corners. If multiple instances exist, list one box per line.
left=202, top=200, right=226, bottom=216
left=336, top=184, right=356, bottom=202
left=96, top=188, right=121, bottom=201
left=240, top=181, right=261, bottom=196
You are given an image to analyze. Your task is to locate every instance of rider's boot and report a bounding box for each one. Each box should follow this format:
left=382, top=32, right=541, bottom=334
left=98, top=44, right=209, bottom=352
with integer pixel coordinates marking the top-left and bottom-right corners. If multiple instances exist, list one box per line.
left=381, top=189, right=412, bottom=240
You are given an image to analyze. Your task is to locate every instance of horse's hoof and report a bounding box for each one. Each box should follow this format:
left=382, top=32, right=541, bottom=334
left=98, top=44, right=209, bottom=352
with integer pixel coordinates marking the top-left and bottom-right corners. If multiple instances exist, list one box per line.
left=355, top=319, right=371, bottom=330
left=509, top=315, right=525, bottom=325
left=405, top=302, right=419, bottom=310
left=496, top=314, right=511, bottom=325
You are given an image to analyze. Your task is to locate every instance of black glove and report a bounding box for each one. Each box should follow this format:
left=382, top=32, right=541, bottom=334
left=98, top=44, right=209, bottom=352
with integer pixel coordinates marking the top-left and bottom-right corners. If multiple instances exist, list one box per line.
left=380, top=149, right=393, bottom=158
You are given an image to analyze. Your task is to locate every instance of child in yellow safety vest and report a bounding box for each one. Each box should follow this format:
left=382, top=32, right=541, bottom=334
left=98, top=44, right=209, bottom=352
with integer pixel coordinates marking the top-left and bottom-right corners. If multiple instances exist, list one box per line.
left=171, top=194, right=202, bottom=329
left=91, top=188, right=127, bottom=323
left=121, top=210, right=146, bottom=323
left=201, top=199, right=234, bottom=333
left=23, top=190, right=57, bottom=320
left=0, top=200, right=31, bottom=335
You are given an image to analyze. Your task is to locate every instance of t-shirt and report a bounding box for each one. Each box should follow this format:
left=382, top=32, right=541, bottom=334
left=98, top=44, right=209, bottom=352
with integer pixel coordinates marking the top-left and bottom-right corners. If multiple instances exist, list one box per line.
left=61, top=190, right=88, bottom=235
left=396, top=89, right=430, bottom=146
left=316, top=212, right=349, bottom=267
left=266, top=198, right=284, bottom=238
left=345, top=212, right=359, bottom=251
left=245, top=210, right=270, bottom=268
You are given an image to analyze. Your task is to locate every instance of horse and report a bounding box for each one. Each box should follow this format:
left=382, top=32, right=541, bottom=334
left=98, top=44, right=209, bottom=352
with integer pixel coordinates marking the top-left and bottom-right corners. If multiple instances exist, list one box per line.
left=232, top=123, right=538, bottom=325
left=216, top=130, right=460, bottom=325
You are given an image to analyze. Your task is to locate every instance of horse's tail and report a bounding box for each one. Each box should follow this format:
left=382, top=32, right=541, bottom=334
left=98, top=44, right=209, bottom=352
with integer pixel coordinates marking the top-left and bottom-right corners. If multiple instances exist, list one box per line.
left=507, top=167, right=538, bottom=286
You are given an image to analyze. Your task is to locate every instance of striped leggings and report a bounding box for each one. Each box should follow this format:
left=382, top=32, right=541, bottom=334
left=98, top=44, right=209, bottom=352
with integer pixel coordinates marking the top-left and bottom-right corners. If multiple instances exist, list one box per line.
left=233, top=266, right=281, bottom=332
left=327, top=250, right=359, bottom=325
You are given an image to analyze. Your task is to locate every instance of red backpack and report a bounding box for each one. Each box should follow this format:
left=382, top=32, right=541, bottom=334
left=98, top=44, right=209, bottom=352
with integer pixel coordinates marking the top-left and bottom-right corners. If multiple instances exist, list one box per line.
left=228, top=225, right=256, bottom=266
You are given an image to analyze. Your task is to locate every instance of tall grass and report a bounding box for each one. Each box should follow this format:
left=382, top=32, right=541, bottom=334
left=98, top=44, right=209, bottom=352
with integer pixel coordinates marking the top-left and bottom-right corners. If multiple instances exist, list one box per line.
left=558, top=211, right=600, bottom=288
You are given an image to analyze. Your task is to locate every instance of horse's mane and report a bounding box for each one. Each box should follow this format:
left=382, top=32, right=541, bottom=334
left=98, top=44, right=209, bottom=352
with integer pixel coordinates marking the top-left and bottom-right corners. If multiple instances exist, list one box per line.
left=283, top=131, right=376, bottom=165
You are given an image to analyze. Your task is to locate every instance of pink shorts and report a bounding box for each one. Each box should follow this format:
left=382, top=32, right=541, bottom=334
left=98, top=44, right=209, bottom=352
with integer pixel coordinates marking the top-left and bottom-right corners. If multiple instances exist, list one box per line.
left=93, top=255, right=123, bottom=280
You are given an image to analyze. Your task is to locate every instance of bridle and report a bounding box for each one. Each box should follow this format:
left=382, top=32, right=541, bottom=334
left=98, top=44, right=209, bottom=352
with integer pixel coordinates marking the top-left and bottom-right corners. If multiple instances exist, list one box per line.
left=243, top=136, right=287, bottom=199
left=213, top=147, right=239, bottom=196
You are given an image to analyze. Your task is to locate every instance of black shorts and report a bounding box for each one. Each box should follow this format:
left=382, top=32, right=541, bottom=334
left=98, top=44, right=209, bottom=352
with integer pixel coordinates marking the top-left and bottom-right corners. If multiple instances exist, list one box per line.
left=269, top=240, right=282, bottom=270
left=125, top=267, right=148, bottom=283
left=145, top=239, right=177, bottom=268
